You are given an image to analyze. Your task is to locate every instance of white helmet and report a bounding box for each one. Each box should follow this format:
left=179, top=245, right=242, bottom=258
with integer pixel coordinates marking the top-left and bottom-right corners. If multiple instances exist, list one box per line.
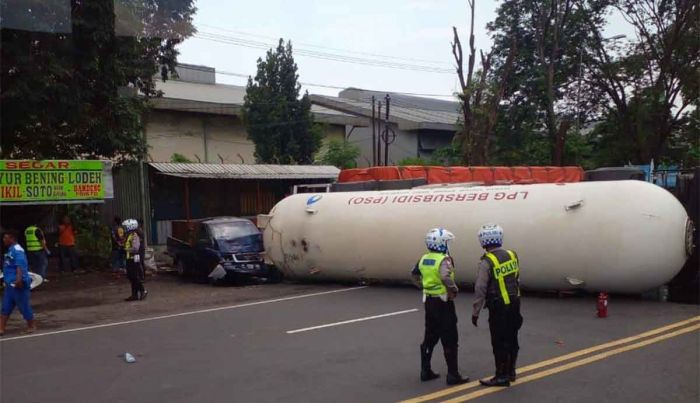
left=425, top=228, right=455, bottom=253
left=122, top=219, right=138, bottom=233
left=478, top=224, right=503, bottom=248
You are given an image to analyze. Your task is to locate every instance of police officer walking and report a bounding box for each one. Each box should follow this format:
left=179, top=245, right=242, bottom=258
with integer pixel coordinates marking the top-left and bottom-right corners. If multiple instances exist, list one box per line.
left=123, top=219, right=147, bottom=301
left=412, top=228, right=469, bottom=385
left=472, top=224, right=523, bottom=387
left=25, top=224, right=50, bottom=281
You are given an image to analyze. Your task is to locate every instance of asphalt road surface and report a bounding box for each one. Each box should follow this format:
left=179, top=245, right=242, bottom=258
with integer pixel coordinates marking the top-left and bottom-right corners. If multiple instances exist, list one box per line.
left=1, top=285, right=698, bottom=403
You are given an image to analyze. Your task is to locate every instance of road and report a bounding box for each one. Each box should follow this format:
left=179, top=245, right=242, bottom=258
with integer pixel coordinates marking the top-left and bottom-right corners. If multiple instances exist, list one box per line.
left=1, top=285, right=698, bottom=403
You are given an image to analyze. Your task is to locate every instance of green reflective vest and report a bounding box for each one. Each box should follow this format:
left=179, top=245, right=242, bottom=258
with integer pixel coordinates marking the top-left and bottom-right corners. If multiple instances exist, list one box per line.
left=484, top=250, right=520, bottom=305
left=125, top=232, right=137, bottom=260
left=419, top=252, right=454, bottom=296
left=24, top=226, right=43, bottom=252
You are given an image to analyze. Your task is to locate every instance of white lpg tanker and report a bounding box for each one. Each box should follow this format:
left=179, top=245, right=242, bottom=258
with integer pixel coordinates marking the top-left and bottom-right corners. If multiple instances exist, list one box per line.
left=260, top=180, right=694, bottom=294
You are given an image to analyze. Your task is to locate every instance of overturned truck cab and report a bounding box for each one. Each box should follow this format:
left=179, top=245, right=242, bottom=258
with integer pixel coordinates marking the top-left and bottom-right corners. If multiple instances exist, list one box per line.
left=167, top=217, right=275, bottom=284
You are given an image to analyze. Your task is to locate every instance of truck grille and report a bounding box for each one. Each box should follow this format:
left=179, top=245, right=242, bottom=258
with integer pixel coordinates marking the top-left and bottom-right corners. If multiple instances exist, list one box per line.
left=232, top=253, right=261, bottom=263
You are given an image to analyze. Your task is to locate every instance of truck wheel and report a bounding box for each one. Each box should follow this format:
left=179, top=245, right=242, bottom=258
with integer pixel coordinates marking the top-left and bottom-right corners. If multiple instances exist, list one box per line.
left=176, top=259, right=187, bottom=277
left=267, top=267, right=283, bottom=284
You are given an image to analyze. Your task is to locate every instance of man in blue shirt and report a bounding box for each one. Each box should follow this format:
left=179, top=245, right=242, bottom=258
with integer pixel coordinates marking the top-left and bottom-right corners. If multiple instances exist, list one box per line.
left=1, top=230, right=36, bottom=335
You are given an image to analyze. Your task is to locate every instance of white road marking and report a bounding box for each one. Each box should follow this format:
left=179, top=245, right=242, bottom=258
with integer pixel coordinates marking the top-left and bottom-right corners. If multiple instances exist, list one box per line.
left=0, top=286, right=367, bottom=342
left=286, top=308, right=419, bottom=334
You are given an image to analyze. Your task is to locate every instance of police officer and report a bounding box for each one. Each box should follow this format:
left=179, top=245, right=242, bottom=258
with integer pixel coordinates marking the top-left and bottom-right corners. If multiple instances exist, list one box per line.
left=472, top=224, right=523, bottom=387
left=412, top=228, right=469, bottom=385
left=25, top=224, right=50, bottom=281
left=123, top=219, right=147, bottom=301
left=1, top=230, right=36, bottom=335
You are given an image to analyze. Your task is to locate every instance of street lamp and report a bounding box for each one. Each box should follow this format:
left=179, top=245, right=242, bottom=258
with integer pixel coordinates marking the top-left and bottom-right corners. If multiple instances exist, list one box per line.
left=576, top=34, right=626, bottom=132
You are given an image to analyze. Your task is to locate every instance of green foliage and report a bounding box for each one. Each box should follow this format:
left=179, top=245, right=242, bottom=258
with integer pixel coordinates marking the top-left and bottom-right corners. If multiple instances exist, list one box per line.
left=170, top=153, right=192, bottom=163
left=59, top=205, right=111, bottom=266
left=319, top=139, right=360, bottom=169
left=397, top=145, right=462, bottom=167
left=0, top=0, right=196, bottom=161
left=242, top=39, right=321, bottom=164
left=397, top=157, right=429, bottom=166
left=430, top=144, right=462, bottom=166
left=483, top=0, right=699, bottom=168
left=585, top=0, right=698, bottom=166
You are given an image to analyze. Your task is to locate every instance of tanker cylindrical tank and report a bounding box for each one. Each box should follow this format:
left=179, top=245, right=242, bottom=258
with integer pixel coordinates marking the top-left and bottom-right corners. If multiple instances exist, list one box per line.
left=262, top=181, right=693, bottom=294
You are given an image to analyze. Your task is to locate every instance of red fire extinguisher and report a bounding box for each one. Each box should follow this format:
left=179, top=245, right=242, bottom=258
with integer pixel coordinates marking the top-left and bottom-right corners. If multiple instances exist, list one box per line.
left=597, top=292, right=608, bottom=318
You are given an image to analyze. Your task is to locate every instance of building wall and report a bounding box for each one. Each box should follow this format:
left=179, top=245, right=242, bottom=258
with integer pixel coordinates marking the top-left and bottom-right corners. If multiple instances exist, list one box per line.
left=147, top=109, right=347, bottom=164
left=204, top=115, right=255, bottom=164
left=345, top=123, right=421, bottom=167
left=417, top=130, right=455, bottom=160
left=146, top=110, right=255, bottom=163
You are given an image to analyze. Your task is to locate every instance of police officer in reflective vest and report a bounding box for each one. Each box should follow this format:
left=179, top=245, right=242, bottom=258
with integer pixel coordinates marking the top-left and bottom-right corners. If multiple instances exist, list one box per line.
left=411, top=228, right=469, bottom=385
left=123, top=219, right=147, bottom=301
left=472, top=224, right=523, bottom=387
left=24, top=225, right=49, bottom=280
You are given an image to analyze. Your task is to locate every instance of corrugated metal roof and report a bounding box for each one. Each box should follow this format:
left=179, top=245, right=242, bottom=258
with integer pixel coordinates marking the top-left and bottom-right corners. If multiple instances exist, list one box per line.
left=152, top=80, right=367, bottom=126
left=310, top=93, right=460, bottom=131
left=149, top=163, right=340, bottom=180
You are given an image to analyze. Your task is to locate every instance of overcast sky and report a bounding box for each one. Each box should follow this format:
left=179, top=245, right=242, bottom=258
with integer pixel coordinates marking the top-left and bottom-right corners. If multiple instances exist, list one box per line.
left=177, top=0, right=633, bottom=99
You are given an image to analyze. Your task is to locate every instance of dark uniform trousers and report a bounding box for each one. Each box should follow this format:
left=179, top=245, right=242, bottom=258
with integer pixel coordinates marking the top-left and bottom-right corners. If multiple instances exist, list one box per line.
left=126, top=259, right=145, bottom=298
left=421, top=297, right=460, bottom=374
left=487, top=297, right=523, bottom=359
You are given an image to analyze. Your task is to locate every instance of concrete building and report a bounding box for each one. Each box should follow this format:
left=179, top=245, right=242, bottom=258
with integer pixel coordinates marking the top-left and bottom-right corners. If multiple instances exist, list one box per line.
left=310, top=88, right=460, bottom=167
left=147, top=64, right=366, bottom=163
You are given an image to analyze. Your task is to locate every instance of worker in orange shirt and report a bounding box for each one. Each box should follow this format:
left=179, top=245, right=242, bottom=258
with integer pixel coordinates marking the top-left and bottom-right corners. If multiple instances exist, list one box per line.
left=58, top=216, right=79, bottom=273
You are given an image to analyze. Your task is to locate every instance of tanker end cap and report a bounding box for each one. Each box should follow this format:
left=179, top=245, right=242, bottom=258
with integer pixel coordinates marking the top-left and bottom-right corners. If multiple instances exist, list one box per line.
left=686, top=218, right=696, bottom=257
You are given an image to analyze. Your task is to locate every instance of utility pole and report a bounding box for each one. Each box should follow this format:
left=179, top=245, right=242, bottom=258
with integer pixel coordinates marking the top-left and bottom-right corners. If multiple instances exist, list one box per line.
left=384, top=94, right=391, bottom=166
left=376, top=101, right=382, bottom=166
left=371, top=96, right=376, bottom=166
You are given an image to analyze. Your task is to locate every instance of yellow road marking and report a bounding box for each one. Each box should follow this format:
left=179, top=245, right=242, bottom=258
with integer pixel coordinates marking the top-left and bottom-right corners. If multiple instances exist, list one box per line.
left=442, top=322, right=700, bottom=402
left=399, top=316, right=700, bottom=403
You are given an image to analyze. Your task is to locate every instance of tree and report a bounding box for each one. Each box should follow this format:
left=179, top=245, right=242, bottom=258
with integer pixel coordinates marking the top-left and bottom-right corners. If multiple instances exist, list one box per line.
left=397, top=145, right=462, bottom=166
left=319, top=139, right=360, bottom=169
left=0, top=0, right=196, bottom=161
left=451, top=0, right=517, bottom=165
left=586, top=0, right=699, bottom=165
left=487, top=0, right=610, bottom=165
left=242, top=40, right=322, bottom=164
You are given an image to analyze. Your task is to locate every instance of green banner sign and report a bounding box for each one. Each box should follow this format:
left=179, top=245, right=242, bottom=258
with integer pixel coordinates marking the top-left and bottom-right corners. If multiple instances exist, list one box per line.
left=0, top=160, right=105, bottom=203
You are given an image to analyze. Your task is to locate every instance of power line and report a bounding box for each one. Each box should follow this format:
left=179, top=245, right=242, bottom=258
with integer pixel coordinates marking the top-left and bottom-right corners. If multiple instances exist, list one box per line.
left=174, top=63, right=457, bottom=98
left=193, top=31, right=454, bottom=74
left=194, top=32, right=453, bottom=73
left=198, top=23, right=454, bottom=67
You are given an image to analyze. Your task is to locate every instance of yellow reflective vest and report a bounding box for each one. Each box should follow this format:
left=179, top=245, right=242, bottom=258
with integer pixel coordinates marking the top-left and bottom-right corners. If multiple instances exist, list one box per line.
left=24, top=226, right=43, bottom=252
left=484, top=250, right=520, bottom=305
left=418, top=252, right=454, bottom=296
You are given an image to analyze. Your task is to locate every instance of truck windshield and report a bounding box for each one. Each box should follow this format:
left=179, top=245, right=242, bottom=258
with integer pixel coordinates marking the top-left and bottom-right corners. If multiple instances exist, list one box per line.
left=209, top=222, right=259, bottom=240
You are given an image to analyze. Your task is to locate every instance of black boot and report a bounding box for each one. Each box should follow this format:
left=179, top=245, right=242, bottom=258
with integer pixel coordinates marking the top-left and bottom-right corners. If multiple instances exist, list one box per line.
left=139, top=289, right=148, bottom=301
left=479, top=352, right=510, bottom=387
left=444, top=347, right=469, bottom=385
left=420, top=345, right=440, bottom=381
left=509, top=351, right=518, bottom=382
left=125, top=284, right=138, bottom=301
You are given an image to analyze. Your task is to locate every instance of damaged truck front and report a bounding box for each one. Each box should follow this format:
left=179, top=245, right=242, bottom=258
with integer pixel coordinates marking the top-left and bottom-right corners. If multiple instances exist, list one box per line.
left=167, top=217, right=280, bottom=284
